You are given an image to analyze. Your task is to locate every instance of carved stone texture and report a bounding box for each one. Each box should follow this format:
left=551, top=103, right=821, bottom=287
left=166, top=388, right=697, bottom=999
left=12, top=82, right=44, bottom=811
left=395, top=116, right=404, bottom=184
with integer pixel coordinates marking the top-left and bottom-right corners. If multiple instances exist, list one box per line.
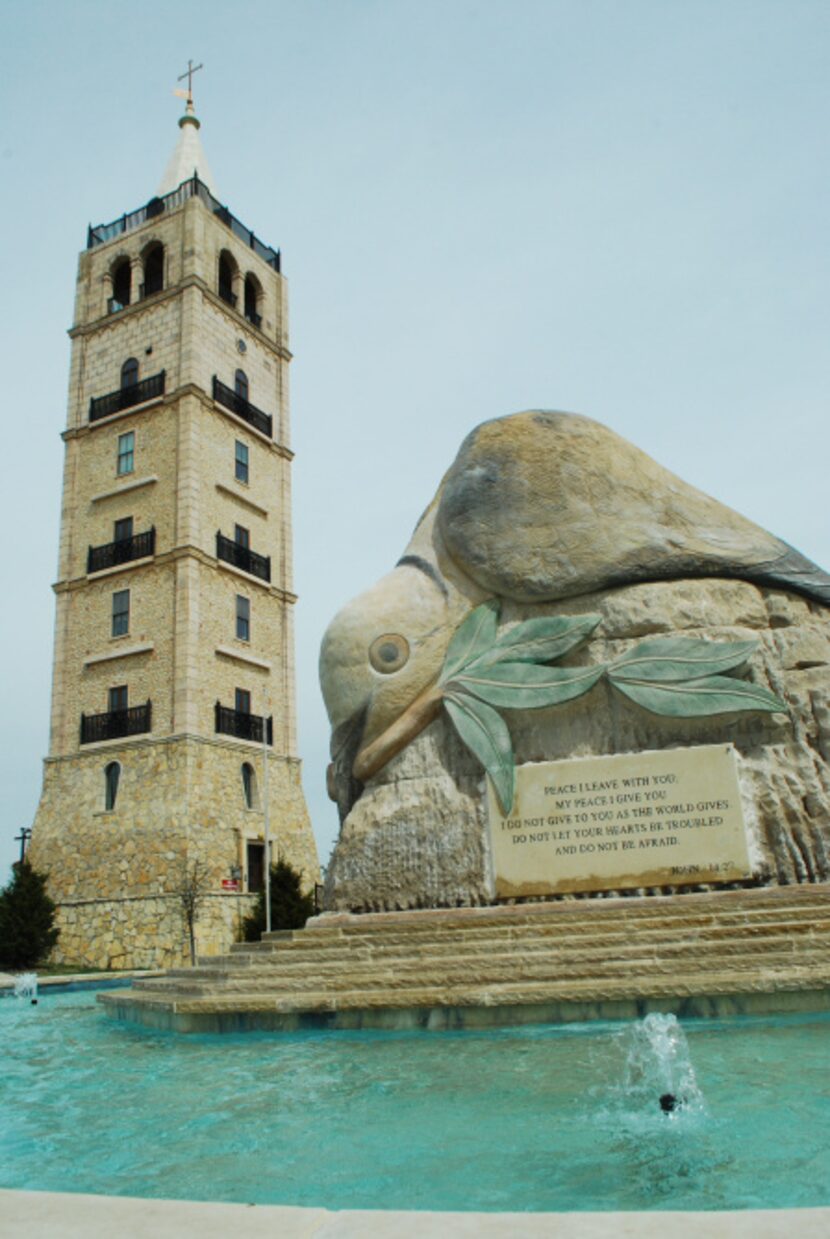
left=324, top=579, right=830, bottom=912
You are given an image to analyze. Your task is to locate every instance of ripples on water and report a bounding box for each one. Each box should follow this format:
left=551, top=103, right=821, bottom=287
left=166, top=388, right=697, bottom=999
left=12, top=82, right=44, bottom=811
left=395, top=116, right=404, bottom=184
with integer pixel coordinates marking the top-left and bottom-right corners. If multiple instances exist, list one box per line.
left=1, top=991, right=828, bottom=1211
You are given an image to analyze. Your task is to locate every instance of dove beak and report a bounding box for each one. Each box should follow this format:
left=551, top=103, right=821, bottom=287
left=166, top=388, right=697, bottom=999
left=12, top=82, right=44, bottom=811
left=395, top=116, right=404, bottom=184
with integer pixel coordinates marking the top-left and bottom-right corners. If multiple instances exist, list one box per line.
left=352, top=680, right=444, bottom=783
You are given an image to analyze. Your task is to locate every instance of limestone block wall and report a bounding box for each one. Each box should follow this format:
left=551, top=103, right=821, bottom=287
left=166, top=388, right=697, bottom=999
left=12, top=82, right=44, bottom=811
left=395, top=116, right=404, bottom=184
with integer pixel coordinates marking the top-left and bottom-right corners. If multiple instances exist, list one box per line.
left=325, top=580, right=830, bottom=912
left=69, top=297, right=183, bottom=431
left=63, top=403, right=178, bottom=580
left=51, top=561, right=176, bottom=754
left=194, top=564, right=288, bottom=732
left=30, top=736, right=317, bottom=902
left=193, top=298, right=288, bottom=445
left=199, top=403, right=288, bottom=564
left=187, top=745, right=318, bottom=888
left=51, top=893, right=257, bottom=971
left=30, top=733, right=318, bottom=967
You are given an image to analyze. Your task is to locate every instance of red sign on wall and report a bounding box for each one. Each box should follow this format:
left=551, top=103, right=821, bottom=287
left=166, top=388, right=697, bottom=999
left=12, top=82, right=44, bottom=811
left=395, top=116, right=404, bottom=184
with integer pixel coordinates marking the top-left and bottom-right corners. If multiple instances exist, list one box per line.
left=221, top=878, right=240, bottom=891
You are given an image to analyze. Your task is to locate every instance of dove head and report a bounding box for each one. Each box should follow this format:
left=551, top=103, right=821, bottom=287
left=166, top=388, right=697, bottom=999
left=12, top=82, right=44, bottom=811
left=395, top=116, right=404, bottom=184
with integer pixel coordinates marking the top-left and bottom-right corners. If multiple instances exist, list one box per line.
left=320, top=561, right=461, bottom=807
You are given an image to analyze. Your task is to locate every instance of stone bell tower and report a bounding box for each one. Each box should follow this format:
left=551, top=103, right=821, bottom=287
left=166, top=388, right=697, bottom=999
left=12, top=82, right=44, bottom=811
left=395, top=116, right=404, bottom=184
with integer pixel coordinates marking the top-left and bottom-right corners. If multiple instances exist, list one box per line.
left=28, top=82, right=319, bottom=968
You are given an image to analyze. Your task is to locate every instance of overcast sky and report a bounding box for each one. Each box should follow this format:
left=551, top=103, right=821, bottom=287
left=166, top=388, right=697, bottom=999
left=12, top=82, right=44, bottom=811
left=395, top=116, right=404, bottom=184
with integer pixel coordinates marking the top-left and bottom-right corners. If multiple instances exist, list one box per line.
left=1, top=0, right=828, bottom=883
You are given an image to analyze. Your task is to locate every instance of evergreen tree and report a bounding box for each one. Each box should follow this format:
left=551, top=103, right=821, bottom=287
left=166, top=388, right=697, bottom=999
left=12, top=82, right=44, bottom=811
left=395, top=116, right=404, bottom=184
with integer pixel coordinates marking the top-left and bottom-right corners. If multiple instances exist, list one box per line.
left=0, top=859, right=60, bottom=969
left=242, top=858, right=315, bottom=941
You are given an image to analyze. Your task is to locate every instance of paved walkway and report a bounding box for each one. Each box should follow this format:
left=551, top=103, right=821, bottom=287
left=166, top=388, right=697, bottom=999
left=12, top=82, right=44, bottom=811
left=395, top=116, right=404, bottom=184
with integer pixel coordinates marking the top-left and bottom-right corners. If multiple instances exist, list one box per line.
left=1, top=1192, right=829, bottom=1237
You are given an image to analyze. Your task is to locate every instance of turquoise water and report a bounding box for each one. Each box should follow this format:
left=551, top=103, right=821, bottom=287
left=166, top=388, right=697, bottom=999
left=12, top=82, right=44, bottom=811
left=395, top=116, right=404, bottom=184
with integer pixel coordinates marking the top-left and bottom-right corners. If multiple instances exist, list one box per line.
left=1, top=990, right=829, bottom=1212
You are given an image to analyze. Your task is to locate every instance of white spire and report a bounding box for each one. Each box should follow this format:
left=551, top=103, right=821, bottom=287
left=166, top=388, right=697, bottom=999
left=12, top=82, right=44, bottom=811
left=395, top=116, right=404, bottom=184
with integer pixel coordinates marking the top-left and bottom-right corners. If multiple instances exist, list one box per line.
left=157, top=94, right=219, bottom=199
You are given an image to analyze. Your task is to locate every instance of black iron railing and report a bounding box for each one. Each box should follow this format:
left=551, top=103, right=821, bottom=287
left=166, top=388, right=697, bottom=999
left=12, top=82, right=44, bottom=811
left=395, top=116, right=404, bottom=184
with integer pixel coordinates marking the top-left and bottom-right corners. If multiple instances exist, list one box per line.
left=212, top=376, right=272, bottom=437
left=89, top=371, right=165, bottom=422
left=245, top=309, right=262, bottom=329
left=215, top=703, right=273, bottom=745
left=87, top=528, right=156, bottom=574
left=87, top=175, right=281, bottom=272
left=216, top=532, right=271, bottom=582
left=80, top=701, right=152, bottom=745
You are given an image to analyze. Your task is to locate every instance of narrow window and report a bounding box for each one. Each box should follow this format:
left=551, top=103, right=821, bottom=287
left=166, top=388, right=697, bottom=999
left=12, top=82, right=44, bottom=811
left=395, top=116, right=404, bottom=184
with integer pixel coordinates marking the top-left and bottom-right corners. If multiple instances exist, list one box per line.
left=235, top=688, right=251, bottom=714
left=112, top=259, right=131, bottom=309
left=121, top=358, right=139, bottom=390
left=234, top=524, right=250, bottom=548
left=142, top=243, right=164, bottom=297
left=117, top=431, right=135, bottom=476
left=104, top=762, right=121, bottom=811
left=235, top=595, right=250, bottom=642
left=244, top=274, right=261, bottom=325
left=218, top=251, right=237, bottom=305
left=112, top=589, right=130, bottom=637
left=241, top=762, right=256, bottom=809
left=234, top=369, right=249, bottom=402
left=114, top=517, right=133, bottom=543
left=234, top=440, right=249, bottom=484
left=109, top=685, right=128, bottom=713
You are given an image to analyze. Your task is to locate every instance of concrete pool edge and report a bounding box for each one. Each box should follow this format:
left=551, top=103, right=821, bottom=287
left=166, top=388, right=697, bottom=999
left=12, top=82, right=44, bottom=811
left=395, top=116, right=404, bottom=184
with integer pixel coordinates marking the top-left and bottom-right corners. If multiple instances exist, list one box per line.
left=2, top=1190, right=829, bottom=1237
left=0, top=970, right=162, bottom=996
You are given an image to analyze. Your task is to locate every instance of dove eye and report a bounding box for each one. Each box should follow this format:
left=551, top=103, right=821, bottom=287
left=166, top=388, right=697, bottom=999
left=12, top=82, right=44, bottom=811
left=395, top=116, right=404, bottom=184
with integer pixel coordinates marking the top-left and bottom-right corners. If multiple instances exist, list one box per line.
left=369, top=633, right=410, bottom=674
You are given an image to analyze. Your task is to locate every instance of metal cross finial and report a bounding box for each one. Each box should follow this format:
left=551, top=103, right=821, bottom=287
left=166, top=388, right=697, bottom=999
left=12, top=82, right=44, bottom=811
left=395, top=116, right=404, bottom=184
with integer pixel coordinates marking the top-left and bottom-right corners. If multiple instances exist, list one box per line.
left=177, top=59, right=204, bottom=104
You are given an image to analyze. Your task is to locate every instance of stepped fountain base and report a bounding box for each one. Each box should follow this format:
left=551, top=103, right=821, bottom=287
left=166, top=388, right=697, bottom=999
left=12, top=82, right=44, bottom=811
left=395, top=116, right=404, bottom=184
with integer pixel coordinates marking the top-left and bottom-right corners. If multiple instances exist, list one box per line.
left=99, top=885, right=830, bottom=1034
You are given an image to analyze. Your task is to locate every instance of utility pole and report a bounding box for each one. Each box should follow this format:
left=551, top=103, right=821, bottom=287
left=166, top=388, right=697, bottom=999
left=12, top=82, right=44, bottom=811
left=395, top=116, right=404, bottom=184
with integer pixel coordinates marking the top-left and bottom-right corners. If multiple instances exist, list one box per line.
left=262, top=711, right=271, bottom=934
left=14, top=827, right=31, bottom=864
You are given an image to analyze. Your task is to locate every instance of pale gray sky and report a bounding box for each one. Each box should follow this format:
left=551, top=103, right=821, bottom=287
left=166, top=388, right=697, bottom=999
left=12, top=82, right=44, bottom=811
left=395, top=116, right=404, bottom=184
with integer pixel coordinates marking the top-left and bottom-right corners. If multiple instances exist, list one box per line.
left=1, top=0, right=828, bottom=881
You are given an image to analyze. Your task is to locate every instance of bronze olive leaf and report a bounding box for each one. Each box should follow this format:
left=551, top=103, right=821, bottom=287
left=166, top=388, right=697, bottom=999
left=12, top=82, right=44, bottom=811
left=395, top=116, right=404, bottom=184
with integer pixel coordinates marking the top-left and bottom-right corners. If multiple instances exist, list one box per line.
left=609, top=674, right=786, bottom=718
left=449, top=661, right=605, bottom=710
left=444, top=690, right=515, bottom=815
left=609, top=637, right=759, bottom=683
left=440, top=600, right=499, bottom=683
left=468, top=613, right=602, bottom=671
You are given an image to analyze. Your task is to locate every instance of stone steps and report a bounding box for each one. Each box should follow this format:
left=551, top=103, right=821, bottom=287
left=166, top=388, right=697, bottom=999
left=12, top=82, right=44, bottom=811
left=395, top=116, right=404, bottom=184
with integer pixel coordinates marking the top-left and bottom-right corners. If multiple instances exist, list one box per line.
left=107, top=963, right=830, bottom=1017
left=143, top=921, right=830, bottom=991
left=99, top=885, right=830, bottom=1032
left=250, top=913, right=830, bottom=955
left=135, top=950, right=828, bottom=1001
left=184, top=912, right=830, bottom=973
left=286, top=887, right=830, bottom=935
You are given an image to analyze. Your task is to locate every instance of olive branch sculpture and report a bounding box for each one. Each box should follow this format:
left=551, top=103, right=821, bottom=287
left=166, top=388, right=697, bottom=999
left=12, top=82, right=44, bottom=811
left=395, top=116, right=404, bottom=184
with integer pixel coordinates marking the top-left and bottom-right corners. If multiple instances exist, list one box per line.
left=437, top=601, right=787, bottom=815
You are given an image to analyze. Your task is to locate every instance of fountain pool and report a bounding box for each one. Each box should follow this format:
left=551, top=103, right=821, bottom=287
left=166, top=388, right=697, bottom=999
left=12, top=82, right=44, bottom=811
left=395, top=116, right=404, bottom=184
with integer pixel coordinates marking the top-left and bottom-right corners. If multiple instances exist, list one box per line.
left=1, top=988, right=828, bottom=1213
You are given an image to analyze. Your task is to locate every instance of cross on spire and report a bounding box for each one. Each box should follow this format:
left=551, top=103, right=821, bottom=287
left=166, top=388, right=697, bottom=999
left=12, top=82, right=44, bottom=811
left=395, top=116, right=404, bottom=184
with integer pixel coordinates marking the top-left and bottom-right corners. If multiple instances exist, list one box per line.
left=177, top=58, right=204, bottom=105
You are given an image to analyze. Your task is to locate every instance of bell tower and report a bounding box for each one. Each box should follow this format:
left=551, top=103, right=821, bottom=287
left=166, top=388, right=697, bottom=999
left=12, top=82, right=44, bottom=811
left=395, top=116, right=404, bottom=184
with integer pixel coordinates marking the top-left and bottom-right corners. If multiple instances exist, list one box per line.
left=28, top=84, right=319, bottom=968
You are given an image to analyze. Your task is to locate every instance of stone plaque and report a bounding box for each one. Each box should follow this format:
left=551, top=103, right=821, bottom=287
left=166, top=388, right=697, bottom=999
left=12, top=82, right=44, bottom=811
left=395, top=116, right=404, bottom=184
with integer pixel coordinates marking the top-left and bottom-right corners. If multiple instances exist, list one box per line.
left=487, top=744, right=752, bottom=897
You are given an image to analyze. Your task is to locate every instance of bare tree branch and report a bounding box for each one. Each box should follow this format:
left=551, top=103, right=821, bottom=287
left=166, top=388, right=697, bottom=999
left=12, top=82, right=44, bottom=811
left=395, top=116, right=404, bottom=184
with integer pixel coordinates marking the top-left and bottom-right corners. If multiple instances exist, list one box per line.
left=175, top=860, right=212, bottom=966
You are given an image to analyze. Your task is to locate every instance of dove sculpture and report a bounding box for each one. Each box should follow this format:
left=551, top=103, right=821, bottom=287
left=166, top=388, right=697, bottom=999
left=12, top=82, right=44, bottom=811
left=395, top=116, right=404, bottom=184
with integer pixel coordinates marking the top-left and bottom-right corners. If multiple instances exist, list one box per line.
left=320, top=411, right=830, bottom=817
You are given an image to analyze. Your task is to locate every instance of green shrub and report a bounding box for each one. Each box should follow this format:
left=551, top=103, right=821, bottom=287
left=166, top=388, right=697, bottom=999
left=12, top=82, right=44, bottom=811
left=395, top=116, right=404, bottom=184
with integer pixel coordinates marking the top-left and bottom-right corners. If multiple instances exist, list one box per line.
left=242, top=858, right=315, bottom=941
left=0, top=859, right=60, bottom=969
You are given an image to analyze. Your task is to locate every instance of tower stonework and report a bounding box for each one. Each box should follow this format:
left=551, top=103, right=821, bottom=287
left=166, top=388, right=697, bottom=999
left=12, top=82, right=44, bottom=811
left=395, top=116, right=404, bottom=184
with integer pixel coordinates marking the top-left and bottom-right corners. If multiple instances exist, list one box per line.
left=29, top=104, right=319, bottom=968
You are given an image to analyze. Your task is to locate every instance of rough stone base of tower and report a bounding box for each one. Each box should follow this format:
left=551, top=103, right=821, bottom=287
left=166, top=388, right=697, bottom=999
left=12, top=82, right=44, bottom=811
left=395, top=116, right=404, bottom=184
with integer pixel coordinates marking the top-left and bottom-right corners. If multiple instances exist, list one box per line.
left=49, top=892, right=258, bottom=970
left=29, top=735, right=319, bottom=969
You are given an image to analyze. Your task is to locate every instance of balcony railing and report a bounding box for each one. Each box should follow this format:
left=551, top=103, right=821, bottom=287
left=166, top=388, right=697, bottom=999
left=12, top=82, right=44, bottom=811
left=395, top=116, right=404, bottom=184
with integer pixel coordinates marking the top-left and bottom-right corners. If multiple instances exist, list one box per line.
left=216, top=532, right=271, bottom=582
left=80, top=701, right=152, bottom=745
left=87, top=527, right=156, bottom=574
left=89, top=371, right=165, bottom=422
left=87, top=174, right=281, bottom=272
left=215, top=702, right=273, bottom=745
left=244, top=309, right=262, bottom=329
left=212, top=376, right=272, bottom=438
